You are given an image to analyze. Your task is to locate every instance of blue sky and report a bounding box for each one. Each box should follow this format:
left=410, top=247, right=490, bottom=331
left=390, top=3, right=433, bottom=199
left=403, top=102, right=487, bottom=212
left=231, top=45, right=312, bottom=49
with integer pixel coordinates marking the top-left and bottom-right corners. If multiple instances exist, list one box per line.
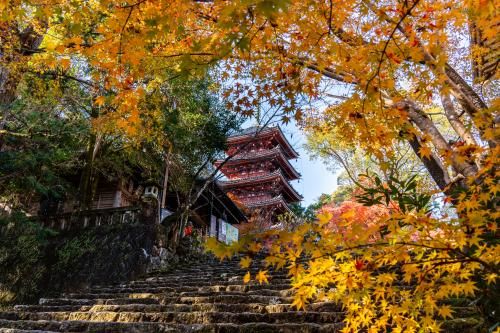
left=279, top=122, right=339, bottom=206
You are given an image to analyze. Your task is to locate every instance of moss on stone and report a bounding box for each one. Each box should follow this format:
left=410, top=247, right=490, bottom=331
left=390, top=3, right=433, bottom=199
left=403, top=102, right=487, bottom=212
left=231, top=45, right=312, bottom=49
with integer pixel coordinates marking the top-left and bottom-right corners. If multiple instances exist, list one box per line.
left=442, top=317, right=485, bottom=333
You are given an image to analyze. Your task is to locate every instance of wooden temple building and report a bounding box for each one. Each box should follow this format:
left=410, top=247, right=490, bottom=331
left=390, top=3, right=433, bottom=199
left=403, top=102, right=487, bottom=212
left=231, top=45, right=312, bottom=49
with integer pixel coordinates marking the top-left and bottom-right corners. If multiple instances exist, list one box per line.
left=215, top=126, right=302, bottom=220
left=32, top=126, right=302, bottom=241
left=37, top=173, right=246, bottom=238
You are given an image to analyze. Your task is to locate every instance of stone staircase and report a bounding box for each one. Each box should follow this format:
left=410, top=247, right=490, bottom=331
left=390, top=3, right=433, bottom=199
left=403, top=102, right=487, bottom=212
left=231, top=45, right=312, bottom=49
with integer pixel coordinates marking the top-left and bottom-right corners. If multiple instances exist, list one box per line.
left=0, top=254, right=486, bottom=333
left=0, top=255, right=345, bottom=333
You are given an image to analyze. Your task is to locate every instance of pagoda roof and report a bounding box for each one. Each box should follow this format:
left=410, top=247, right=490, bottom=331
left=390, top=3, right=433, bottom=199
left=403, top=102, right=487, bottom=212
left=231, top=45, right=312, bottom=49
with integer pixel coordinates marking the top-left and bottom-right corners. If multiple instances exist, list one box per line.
left=215, top=146, right=301, bottom=180
left=228, top=126, right=299, bottom=159
left=244, top=195, right=293, bottom=214
left=218, top=170, right=302, bottom=203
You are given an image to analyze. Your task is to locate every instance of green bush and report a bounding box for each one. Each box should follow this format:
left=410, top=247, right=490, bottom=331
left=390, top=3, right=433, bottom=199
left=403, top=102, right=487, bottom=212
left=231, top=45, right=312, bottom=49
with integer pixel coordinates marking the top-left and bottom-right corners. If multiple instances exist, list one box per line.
left=0, top=212, right=56, bottom=305
left=0, top=212, right=159, bottom=305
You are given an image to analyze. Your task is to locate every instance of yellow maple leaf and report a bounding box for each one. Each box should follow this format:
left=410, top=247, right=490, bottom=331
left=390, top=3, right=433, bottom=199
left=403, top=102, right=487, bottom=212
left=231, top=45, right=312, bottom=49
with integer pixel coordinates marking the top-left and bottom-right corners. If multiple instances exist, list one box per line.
left=419, top=146, right=432, bottom=159
left=248, top=242, right=261, bottom=253
left=377, top=273, right=395, bottom=286
left=340, top=209, right=356, bottom=220
left=243, top=271, right=251, bottom=284
left=288, top=263, right=303, bottom=277
left=317, top=211, right=332, bottom=226
left=255, top=270, right=269, bottom=284
left=438, top=305, right=453, bottom=319
left=60, top=58, right=71, bottom=70
left=461, top=281, right=478, bottom=296
left=489, top=183, right=500, bottom=195
left=240, top=256, right=252, bottom=269
left=291, top=295, right=306, bottom=310
left=95, top=96, right=106, bottom=106
left=486, top=273, right=498, bottom=284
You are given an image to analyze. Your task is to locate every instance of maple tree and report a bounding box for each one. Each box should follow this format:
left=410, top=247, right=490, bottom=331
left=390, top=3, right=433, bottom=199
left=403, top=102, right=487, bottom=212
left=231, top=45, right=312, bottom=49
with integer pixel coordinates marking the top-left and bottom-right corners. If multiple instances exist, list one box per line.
left=1, top=0, right=499, bottom=331
left=2, top=0, right=496, bottom=191
left=320, top=199, right=390, bottom=242
left=305, top=126, right=438, bottom=194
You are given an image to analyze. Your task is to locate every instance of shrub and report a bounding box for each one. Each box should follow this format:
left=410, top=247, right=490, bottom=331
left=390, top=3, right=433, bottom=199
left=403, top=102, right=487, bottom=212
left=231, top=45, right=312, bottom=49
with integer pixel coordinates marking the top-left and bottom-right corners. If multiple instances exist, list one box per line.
left=0, top=212, right=56, bottom=305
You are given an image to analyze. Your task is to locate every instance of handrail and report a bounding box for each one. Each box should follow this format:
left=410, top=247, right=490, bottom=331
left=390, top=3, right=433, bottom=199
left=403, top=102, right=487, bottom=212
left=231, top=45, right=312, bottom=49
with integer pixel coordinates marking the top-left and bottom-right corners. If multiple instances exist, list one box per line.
left=38, top=206, right=141, bottom=231
left=43, top=206, right=141, bottom=218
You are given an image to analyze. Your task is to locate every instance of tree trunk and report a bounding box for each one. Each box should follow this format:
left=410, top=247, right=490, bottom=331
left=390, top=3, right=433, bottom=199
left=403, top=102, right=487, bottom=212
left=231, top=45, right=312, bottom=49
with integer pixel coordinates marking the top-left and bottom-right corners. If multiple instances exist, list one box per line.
left=444, top=64, right=488, bottom=112
left=170, top=209, right=189, bottom=253
left=0, top=67, right=19, bottom=151
left=79, top=133, right=102, bottom=210
left=161, top=153, right=170, bottom=209
left=404, top=100, right=478, bottom=181
left=440, top=93, right=478, bottom=147
left=406, top=132, right=451, bottom=192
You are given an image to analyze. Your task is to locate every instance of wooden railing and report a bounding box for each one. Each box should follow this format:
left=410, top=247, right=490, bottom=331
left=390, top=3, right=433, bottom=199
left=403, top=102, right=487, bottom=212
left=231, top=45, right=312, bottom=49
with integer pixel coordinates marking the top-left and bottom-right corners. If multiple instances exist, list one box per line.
left=39, top=206, right=141, bottom=231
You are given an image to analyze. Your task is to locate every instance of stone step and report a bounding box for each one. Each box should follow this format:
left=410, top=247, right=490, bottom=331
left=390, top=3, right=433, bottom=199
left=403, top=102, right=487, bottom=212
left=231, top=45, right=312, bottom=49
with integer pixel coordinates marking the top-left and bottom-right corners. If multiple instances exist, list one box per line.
left=145, top=271, right=285, bottom=278
left=13, top=306, right=92, bottom=313
left=151, top=257, right=309, bottom=266
left=90, top=283, right=291, bottom=294
left=0, top=311, right=345, bottom=324
left=441, top=317, right=485, bottom=332
left=37, top=294, right=294, bottom=307
left=38, top=297, right=160, bottom=306
left=118, top=278, right=291, bottom=288
left=13, top=302, right=343, bottom=314
left=90, top=302, right=341, bottom=314
left=0, top=320, right=343, bottom=333
left=147, top=268, right=288, bottom=276
left=451, top=306, right=480, bottom=317
left=64, top=288, right=294, bottom=300
left=0, top=254, right=344, bottom=333
left=145, top=269, right=287, bottom=276
left=146, top=263, right=278, bottom=269
left=120, top=275, right=289, bottom=283
left=0, top=329, right=64, bottom=333
left=139, top=274, right=290, bottom=283
left=89, top=286, right=177, bottom=294
left=0, top=319, right=166, bottom=333
left=125, top=276, right=291, bottom=287
left=160, top=294, right=295, bottom=305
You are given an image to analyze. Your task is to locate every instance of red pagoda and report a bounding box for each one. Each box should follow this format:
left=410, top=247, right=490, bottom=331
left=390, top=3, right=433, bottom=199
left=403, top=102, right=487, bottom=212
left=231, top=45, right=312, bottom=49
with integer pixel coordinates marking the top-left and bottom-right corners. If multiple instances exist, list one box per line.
left=215, top=126, right=302, bottom=219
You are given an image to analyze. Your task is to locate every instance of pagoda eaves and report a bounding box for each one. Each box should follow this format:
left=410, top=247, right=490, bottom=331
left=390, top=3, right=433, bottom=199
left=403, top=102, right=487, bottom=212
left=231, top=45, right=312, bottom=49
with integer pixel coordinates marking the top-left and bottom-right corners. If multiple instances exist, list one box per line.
left=218, top=125, right=301, bottom=220
left=244, top=194, right=293, bottom=214
left=214, top=146, right=300, bottom=180
left=218, top=169, right=302, bottom=203
left=226, top=126, right=299, bottom=159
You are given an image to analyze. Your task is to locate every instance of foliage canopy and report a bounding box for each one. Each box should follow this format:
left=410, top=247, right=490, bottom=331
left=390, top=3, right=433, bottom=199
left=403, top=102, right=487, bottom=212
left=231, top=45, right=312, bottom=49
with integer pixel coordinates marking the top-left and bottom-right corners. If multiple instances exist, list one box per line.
left=1, top=0, right=499, bottom=331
